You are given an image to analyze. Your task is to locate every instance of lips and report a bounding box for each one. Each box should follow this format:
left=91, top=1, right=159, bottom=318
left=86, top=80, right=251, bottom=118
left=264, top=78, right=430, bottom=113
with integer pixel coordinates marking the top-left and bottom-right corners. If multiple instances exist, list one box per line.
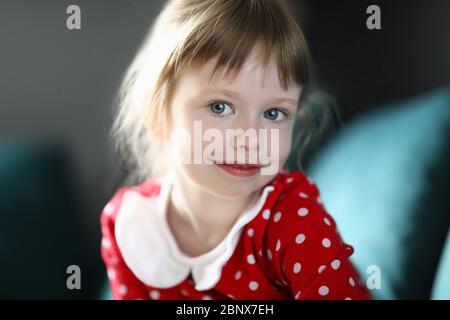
left=223, top=163, right=263, bottom=169
left=214, top=162, right=268, bottom=178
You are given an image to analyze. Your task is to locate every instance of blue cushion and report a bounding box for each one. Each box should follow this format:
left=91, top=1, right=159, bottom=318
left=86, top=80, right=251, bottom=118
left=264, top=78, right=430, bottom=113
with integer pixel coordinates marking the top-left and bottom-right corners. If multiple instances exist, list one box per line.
left=431, top=230, right=450, bottom=299
left=307, top=87, right=450, bottom=299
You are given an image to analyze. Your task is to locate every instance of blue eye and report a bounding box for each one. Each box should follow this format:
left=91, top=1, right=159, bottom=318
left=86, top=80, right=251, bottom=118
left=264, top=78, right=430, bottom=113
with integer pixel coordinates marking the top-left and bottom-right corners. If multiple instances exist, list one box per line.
left=209, top=101, right=233, bottom=115
left=264, top=108, right=287, bottom=121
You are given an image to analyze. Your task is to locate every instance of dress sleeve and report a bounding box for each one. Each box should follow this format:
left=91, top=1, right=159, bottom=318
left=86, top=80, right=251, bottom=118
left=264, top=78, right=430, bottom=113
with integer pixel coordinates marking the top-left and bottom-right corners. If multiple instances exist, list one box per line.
left=263, top=176, right=371, bottom=300
left=100, top=188, right=149, bottom=300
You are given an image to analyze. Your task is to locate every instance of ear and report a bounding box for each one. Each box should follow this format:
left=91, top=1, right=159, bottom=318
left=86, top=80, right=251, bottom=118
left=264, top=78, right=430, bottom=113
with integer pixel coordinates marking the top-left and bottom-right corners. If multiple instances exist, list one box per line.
left=150, top=106, right=171, bottom=142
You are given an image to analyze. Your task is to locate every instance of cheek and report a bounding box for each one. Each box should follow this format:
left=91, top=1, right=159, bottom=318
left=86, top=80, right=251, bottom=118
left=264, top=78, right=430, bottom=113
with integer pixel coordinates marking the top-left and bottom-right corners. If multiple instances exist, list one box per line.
left=169, top=111, right=221, bottom=165
left=266, top=127, right=292, bottom=160
left=278, top=132, right=292, bottom=160
left=171, top=105, right=215, bottom=142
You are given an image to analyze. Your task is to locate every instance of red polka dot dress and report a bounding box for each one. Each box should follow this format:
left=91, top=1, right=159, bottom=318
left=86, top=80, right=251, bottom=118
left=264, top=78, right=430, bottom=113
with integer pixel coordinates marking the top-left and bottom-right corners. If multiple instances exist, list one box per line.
left=100, top=170, right=371, bottom=300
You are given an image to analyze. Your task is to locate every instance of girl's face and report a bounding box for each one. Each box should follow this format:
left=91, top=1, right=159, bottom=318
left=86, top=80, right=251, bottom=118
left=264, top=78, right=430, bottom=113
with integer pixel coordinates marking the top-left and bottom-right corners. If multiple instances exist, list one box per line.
left=167, top=51, right=301, bottom=200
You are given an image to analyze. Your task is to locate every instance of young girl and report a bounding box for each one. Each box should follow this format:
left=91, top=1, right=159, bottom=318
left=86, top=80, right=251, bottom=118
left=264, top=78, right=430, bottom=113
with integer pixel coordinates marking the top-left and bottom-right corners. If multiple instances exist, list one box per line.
left=100, top=0, right=370, bottom=300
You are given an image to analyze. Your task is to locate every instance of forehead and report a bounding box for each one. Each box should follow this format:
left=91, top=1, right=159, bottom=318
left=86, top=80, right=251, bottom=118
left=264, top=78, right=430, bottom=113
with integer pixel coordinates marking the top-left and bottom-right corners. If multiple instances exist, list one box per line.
left=181, top=50, right=301, bottom=97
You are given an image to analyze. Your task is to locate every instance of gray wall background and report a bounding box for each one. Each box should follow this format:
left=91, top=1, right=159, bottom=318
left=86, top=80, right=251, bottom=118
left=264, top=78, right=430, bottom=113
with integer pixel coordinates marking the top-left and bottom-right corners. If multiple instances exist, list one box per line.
left=0, top=0, right=165, bottom=240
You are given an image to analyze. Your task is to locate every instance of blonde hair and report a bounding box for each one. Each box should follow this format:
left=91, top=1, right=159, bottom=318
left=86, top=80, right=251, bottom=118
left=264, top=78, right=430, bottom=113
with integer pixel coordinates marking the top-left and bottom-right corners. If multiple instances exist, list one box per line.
left=112, top=0, right=312, bottom=184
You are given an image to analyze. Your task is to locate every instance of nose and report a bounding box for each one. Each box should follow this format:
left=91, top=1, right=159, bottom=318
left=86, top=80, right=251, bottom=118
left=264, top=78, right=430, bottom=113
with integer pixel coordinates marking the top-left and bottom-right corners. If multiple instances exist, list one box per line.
left=232, top=134, right=255, bottom=152
left=231, top=115, right=260, bottom=152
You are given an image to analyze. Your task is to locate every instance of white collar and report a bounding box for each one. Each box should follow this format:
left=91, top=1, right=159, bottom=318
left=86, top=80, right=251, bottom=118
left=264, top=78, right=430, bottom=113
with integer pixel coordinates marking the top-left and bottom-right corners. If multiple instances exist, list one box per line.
left=115, top=172, right=275, bottom=291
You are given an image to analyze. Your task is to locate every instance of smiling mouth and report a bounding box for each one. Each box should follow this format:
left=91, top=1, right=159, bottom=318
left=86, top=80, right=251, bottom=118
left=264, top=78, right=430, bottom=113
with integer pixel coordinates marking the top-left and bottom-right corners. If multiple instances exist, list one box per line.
left=212, top=159, right=270, bottom=168
left=212, top=160, right=270, bottom=177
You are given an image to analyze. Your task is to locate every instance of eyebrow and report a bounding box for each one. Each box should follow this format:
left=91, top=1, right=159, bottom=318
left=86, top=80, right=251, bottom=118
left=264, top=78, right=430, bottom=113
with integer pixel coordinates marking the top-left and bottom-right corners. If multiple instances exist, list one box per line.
left=199, top=88, right=299, bottom=108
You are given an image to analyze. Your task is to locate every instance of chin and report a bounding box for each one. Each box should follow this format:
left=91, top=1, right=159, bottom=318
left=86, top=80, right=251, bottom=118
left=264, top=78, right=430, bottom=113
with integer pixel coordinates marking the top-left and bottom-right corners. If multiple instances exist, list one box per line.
left=179, top=163, right=279, bottom=200
left=205, top=166, right=275, bottom=199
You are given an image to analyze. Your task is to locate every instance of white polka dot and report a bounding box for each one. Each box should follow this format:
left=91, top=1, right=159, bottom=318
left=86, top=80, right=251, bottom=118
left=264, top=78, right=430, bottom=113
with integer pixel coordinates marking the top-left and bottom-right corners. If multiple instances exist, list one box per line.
left=258, top=249, right=263, bottom=256
left=202, top=295, right=213, bottom=300
left=317, top=196, right=323, bottom=204
left=101, top=226, right=109, bottom=235
left=266, top=249, right=272, bottom=260
left=110, top=256, right=119, bottom=265
left=247, top=254, right=256, bottom=264
left=318, top=265, right=327, bottom=274
left=275, top=239, right=281, bottom=251
left=227, top=294, right=235, bottom=299
left=286, top=177, right=293, bottom=183
left=318, top=286, right=329, bottom=296
left=102, top=238, right=111, bottom=249
left=349, top=277, right=355, bottom=287
left=293, top=262, right=302, bottom=273
left=118, top=284, right=127, bottom=296
left=104, top=203, right=114, bottom=215
left=262, top=209, right=271, bottom=219
left=180, top=289, right=189, bottom=296
left=345, top=297, right=352, bottom=300
left=295, top=233, right=306, bottom=244
left=322, top=238, right=331, bottom=248
left=299, top=192, right=308, bottom=198
left=247, top=228, right=254, bottom=237
left=107, top=269, right=116, bottom=280
left=273, top=211, right=282, bottom=222
left=324, top=217, right=331, bottom=226
left=249, top=281, right=259, bottom=291
left=297, top=207, right=309, bottom=217
left=295, top=290, right=301, bottom=299
left=331, top=259, right=341, bottom=270
left=149, top=290, right=160, bottom=299
left=234, top=270, right=242, bottom=280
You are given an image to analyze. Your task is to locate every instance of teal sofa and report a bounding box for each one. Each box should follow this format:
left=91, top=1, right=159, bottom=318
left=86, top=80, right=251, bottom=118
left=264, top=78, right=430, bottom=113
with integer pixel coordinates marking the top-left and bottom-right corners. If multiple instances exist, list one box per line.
left=307, top=87, right=450, bottom=299
left=0, top=142, right=103, bottom=299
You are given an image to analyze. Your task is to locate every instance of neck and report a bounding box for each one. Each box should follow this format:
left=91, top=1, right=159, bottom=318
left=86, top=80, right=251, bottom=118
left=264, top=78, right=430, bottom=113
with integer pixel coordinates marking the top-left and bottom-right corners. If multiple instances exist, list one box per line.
left=168, top=170, right=259, bottom=247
